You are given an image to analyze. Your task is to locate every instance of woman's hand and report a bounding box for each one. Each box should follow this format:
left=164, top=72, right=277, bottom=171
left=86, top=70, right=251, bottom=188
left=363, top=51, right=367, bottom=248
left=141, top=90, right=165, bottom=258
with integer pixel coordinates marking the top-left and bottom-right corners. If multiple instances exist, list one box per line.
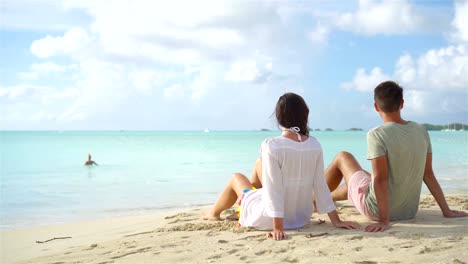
left=267, top=217, right=286, bottom=240
left=333, top=220, right=361, bottom=230
left=266, top=229, right=287, bottom=240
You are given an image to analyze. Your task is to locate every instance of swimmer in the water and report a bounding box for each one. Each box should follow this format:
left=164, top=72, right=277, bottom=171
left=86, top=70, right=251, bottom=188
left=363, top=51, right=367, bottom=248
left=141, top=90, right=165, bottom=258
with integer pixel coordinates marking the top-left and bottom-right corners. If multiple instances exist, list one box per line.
left=84, top=153, right=98, bottom=166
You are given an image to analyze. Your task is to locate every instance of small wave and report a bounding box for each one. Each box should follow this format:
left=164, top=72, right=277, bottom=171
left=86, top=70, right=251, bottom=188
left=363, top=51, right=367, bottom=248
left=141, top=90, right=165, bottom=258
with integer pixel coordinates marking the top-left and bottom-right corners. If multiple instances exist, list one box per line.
left=101, top=202, right=212, bottom=214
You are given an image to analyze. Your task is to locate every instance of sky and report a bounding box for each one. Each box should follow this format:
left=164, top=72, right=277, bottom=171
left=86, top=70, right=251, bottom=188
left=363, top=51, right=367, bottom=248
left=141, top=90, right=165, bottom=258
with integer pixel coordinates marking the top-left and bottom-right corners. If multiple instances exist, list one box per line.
left=1, top=0, right=467, bottom=131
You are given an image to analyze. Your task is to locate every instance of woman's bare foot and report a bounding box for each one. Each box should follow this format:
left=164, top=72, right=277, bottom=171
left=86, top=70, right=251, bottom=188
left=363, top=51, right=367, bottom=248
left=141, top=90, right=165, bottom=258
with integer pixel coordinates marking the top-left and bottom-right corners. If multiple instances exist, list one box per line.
left=202, top=209, right=222, bottom=221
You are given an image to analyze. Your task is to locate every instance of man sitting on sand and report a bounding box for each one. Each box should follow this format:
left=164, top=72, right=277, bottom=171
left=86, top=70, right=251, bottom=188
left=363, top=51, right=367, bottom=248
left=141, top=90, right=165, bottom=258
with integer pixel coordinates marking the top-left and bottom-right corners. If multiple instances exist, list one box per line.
left=325, top=81, right=468, bottom=232
left=84, top=153, right=98, bottom=166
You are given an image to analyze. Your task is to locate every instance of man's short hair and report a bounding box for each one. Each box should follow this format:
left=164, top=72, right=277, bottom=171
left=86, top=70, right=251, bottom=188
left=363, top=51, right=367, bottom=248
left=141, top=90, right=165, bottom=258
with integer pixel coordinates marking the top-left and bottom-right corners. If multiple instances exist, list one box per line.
left=374, top=81, right=403, bottom=112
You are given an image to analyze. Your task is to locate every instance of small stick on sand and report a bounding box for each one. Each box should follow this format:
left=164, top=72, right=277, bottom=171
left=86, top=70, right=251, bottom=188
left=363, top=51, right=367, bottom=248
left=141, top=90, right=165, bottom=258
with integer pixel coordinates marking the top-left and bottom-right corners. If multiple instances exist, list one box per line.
left=36, top=237, right=72, bottom=243
left=306, top=232, right=328, bottom=238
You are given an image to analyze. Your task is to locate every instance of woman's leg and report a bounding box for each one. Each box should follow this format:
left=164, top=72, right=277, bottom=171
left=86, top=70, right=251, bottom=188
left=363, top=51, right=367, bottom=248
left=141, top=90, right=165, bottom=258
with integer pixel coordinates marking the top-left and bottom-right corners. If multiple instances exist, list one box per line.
left=204, top=173, right=254, bottom=220
left=250, top=157, right=263, bottom=189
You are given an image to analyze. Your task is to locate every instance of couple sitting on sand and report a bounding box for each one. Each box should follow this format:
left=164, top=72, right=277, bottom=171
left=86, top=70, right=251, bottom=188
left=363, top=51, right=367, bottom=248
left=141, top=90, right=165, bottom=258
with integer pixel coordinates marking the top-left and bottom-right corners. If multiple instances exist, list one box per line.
left=204, top=81, right=468, bottom=240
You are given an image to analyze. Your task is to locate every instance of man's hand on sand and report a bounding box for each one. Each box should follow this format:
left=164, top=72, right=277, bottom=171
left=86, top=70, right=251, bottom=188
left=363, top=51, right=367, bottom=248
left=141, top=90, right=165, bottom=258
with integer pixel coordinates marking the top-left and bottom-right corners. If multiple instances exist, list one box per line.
left=333, top=221, right=361, bottom=230
left=443, top=209, right=468, bottom=218
left=365, top=222, right=389, bottom=232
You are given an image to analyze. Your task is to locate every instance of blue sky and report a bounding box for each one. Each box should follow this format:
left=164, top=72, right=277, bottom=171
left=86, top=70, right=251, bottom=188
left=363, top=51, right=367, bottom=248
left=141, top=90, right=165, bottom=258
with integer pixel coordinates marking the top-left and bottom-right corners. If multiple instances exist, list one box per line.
left=1, top=0, right=467, bottom=130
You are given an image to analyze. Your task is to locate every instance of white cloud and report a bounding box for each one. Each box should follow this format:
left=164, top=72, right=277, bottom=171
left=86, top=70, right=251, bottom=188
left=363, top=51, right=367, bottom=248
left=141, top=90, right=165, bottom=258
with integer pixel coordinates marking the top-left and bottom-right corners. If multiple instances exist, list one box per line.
left=394, top=54, right=416, bottom=85
left=41, top=87, right=79, bottom=105
left=342, top=0, right=468, bottom=119
left=225, top=59, right=273, bottom=83
left=18, top=62, right=70, bottom=80
left=30, top=111, right=56, bottom=122
left=20, top=0, right=292, bottom=120
left=31, top=62, right=67, bottom=73
left=343, top=44, right=468, bottom=94
left=129, top=70, right=158, bottom=95
left=307, top=24, right=329, bottom=45
left=307, top=0, right=450, bottom=44
left=0, top=83, right=80, bottom=122
left=163, top=84, right=186, bottom=100
left=334, top=0, right=423, bottom=35
left=452, top=0, right=468, bottom=42
left=404, top=89, right=466, bottom=115
left=341, top=67, right=390, bottom=92
left=57, top=59, right=129, bottom=121
left=190, top=64, right=221, bottom=104
left=17, top=72, right=39, bottom=81
left=59, top=0, right=282, bottom=66
left=396, top=45, right=468, bottom=92
left=0, top=83, right=78, bottom=103
left=404, top=90, right=431, bottom=114
left=0, top=0, right=90, bottom=31
left=343, top=0, right=468, bottom=102
left=30, top=27, right=92, bottom=58
left=6, top=0, right=463, bottom=129
left=0, top=84, right=49, bottom=100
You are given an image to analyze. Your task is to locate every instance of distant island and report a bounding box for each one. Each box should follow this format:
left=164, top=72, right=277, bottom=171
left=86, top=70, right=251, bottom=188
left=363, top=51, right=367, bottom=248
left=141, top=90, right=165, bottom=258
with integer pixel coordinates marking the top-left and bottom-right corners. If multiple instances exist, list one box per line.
left=262, top=124, right=466, bottom=132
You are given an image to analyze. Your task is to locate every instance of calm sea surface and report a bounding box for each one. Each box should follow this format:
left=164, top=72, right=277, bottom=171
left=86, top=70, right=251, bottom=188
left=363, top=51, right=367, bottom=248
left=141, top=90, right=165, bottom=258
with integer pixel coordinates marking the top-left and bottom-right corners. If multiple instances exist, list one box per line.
left=1, top=131, right=467, bottom=229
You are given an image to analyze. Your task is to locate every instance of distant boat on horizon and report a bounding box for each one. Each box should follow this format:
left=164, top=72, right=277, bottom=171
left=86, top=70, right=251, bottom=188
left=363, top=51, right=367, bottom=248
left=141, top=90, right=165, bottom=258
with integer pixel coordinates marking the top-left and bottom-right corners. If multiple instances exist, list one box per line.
left=203, top=128, right=210, bottom=133
left=442, top=123, right=457, bottom=132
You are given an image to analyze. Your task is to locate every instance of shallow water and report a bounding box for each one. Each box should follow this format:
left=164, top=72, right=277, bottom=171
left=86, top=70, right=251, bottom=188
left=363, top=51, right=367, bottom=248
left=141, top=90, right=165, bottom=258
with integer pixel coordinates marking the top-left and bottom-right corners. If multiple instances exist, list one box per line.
left=1, top=130, right=466, bottom=229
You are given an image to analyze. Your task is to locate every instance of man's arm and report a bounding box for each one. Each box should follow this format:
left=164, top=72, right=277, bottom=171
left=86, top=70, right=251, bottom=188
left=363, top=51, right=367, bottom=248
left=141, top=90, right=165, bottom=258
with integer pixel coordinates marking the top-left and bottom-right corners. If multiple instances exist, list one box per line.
left=365, top=155, right=390, bottom=232
left=423, top=153, right=468, bottom=218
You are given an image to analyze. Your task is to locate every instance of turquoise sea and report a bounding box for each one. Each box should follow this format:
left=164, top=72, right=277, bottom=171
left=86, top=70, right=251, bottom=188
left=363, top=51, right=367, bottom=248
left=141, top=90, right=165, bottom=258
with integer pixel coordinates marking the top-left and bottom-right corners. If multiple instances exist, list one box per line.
left=1, top=131, right=467, bottom=229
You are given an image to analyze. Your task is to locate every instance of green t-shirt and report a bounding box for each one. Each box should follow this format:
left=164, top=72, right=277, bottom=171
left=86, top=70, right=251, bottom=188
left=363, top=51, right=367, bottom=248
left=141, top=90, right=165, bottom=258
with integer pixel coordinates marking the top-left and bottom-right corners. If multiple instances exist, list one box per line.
left=365, top=121, right=432, bottom=221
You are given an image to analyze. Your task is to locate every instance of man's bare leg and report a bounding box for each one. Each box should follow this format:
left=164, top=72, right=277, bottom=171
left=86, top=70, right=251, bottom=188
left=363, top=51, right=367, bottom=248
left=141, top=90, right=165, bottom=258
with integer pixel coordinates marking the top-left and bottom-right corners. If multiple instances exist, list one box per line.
left=250, top=158, right=263, bottom=189
left=325, top=151, right=368, bottom=201
left=203, top=173, right=253, bottom=220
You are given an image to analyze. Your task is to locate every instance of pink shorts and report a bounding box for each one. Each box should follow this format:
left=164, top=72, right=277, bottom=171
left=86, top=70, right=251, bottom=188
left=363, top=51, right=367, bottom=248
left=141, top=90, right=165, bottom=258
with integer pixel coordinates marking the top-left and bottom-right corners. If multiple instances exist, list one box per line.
left=347, top=171, right=379, bottom=221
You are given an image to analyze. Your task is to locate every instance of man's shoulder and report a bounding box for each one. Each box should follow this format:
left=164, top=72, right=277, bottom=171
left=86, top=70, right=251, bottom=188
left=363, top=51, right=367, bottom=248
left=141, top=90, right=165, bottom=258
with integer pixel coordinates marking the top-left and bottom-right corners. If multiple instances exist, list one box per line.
left=368, top=121, right=425, bottom=133
left=367, top=124, right=385, bottom=138
left=408, top=121, right=427, bottom=131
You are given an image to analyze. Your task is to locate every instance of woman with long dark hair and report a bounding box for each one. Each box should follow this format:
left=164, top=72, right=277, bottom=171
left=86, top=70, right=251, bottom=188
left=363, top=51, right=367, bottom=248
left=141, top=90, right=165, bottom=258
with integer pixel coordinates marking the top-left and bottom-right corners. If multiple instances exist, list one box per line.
left=204, top=93, right=359, bottom=240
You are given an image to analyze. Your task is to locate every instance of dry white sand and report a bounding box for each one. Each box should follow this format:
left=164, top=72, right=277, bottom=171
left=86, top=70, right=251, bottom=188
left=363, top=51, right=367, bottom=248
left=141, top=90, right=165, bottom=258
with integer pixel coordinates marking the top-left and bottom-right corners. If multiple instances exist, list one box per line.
left=1, top=195, right=467, bottom=264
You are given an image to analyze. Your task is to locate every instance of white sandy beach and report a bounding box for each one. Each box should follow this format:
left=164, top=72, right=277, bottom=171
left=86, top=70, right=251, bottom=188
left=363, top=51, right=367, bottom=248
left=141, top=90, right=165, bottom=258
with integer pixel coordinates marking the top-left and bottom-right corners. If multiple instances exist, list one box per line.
left=1, top=195, right=467, bottom=264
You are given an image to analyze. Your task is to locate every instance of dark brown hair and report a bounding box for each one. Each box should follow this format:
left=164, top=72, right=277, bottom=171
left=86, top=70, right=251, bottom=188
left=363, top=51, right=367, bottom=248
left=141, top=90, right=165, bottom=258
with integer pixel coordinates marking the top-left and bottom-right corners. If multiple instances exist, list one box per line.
left=275, top=93, right=310, bottom=136
left=374, top=81, right=403, bottom=113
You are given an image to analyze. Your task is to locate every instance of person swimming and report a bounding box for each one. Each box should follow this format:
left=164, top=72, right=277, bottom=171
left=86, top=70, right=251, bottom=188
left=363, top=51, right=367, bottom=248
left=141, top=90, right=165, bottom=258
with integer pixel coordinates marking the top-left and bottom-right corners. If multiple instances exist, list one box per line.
left=84, top=153, right=98, bottom=166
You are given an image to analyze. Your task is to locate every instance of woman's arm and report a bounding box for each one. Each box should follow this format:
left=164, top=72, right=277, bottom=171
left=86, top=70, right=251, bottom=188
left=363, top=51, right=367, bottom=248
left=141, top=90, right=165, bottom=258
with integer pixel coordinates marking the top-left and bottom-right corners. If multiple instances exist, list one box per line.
left=261, top=142, right=288, bottom=240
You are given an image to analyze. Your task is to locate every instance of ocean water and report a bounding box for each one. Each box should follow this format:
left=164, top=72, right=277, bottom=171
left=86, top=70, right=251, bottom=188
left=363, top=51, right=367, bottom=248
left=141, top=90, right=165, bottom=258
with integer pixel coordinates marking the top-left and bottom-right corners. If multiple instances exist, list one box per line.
left=1, top=130, right=467, bottom=229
